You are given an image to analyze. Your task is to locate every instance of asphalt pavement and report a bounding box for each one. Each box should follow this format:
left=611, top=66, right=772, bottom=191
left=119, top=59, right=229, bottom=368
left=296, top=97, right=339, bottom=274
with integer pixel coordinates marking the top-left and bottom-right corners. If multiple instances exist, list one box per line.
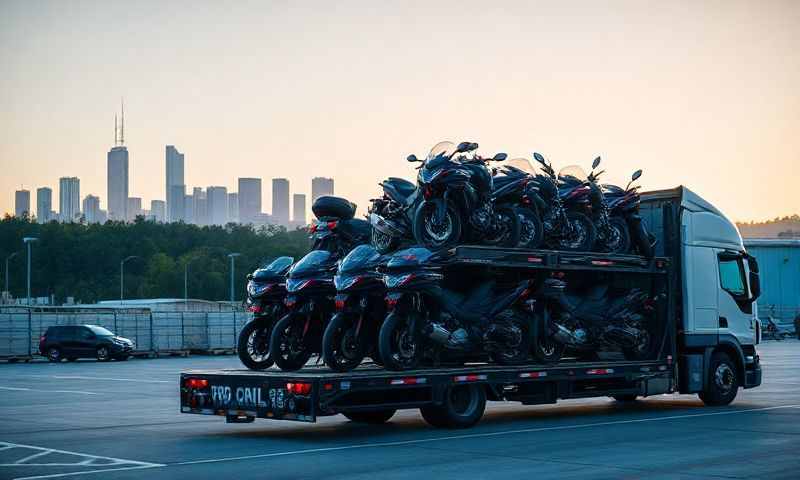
left=1, top=341, right=798, bottom=480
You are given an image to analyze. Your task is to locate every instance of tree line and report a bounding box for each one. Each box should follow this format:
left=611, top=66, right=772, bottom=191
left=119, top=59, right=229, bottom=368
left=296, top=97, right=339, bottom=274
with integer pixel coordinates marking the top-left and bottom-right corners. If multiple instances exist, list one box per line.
left=0, top=215, right=311, bottom=304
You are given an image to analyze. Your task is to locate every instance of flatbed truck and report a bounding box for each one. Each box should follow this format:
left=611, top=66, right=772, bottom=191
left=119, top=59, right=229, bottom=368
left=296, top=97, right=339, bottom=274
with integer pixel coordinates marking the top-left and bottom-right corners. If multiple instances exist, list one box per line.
left=180, top=186, right=763, bottom=428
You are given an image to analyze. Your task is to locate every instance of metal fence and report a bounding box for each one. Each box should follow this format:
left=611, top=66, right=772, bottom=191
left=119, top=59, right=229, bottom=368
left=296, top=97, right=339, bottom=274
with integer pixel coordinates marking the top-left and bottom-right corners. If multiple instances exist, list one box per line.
left=0, top=306, right=251, bottom=360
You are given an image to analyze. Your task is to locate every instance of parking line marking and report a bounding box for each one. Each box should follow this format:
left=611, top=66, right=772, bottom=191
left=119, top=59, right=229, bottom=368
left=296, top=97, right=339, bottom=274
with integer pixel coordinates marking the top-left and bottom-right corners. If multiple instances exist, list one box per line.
left=49, top=390, right=99, bottom=395
left=0, top=387, right=31, bottom=391
left=0, top=386, right=99, bottom=395
left=51, top=375, right=171, bottom=384
left=14, top=465, right=161, bottom=480
left=173, top=404, right=800, bottom=466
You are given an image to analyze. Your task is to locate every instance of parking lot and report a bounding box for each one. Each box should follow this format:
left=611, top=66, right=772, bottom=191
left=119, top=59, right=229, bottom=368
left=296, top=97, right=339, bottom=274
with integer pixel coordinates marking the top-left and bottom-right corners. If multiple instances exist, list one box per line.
left=0, top=341, right=798, bottom=480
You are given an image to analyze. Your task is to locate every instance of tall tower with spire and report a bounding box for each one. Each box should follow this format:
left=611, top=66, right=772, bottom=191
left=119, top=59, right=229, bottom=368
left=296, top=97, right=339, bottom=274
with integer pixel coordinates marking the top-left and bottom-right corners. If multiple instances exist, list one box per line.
left=107, top=100, right=129, bottom=221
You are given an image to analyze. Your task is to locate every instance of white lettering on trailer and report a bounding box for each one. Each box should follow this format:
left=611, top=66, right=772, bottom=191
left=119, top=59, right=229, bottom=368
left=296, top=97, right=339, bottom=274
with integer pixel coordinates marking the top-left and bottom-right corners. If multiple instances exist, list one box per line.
left=211, top=386, right=264, bottom=407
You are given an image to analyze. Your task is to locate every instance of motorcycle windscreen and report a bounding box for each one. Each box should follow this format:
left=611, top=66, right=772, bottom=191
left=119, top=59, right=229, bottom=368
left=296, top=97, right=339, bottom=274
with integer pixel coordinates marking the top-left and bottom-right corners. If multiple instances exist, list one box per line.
left=386, top=247, right=435, bottom=269
left=289, top=250, right=335, bottom=279
left=339, top=244, right=382, bottom=274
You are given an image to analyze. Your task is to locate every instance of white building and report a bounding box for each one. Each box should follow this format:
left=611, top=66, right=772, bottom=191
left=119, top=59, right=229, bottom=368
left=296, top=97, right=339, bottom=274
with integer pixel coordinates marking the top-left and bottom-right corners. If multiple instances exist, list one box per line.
left=165, top=145, right=184, bottom=222
left=107, top=146, right=129, bottom=221
left=150, top=200, right=166, bottom=223
left=207, top=186, right=228, bottom=225
left=311, top=177, right=334, bottom=203
left=59, top=177, right=80, bottom=222
left=14, top=189, right=30, bottom=218
left=82, top=195, right=101, bottom=223
left=36, top=187, right=52, bottom=223
left=237, top=178, right=261, bottom=224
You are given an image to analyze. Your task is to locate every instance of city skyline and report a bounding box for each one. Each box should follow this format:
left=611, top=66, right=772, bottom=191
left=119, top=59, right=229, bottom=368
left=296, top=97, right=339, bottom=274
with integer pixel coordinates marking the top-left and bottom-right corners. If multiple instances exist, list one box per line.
left=2, top=1, right=799, bottom=222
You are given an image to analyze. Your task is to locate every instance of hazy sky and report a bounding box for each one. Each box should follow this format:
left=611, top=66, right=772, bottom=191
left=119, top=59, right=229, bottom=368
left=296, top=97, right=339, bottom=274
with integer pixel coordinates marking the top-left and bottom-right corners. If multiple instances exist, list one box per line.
left=1, top=0, right=798, bottom=222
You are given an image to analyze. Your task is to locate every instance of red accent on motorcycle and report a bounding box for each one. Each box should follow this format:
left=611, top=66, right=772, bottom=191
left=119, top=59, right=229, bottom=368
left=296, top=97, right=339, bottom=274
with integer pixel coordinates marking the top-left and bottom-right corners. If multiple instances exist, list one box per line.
left=248, top=305, right=262, bottom=313
left=327, top=220, right=338, bottom=230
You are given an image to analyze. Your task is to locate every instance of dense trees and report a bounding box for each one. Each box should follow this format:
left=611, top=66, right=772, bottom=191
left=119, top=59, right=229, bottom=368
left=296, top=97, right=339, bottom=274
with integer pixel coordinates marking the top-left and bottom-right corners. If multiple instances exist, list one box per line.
left=0, top=216, right=310, bottom=304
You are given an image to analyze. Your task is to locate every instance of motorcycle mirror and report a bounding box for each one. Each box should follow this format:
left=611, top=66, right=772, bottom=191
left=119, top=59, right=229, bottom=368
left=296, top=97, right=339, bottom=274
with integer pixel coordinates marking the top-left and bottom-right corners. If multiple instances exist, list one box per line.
left=456, top=141, right=473, bottom=153
left=469, top=142, right=479, bottom=151
left=246, top=273, right=253, bottom=280
left=493, top=152, right=507, bottom=161
left=592, top=156, right=601, bottom=169
left=631, top=169, right=642, bottom=181
left=533, top=152, right=545, bottom=164
left=407, top=154, right=419, bottom=162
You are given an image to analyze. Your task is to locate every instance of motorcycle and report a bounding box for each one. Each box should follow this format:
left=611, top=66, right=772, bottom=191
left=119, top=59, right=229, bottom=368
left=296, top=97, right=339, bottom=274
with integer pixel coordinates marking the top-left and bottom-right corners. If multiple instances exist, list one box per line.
left=237, top=256, right=294, bottom=370
left=368, top=176, right=419, bottom=254
left=534, top=280, right=660, bottom=362
left=378, top=247, right=532, bottom=371
left=408, top=141, right=520, bottom=249
left=269, top=249, right=338, bottom=371
left=322, top=244, right=388, bottom=372
left=310, top=195, right=371, bottom=256
left=583, top=156, right=631, bottom=253
left=603, top=169, right=655, bottom=258
left=492, top=158, right=544, bottom=249
left=530, top=152, right=596, bottom=251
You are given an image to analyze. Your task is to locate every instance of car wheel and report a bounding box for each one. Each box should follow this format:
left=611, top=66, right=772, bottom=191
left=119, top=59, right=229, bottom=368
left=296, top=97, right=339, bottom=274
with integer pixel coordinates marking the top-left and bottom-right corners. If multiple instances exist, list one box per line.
left=96, top=346, right=110, bottom=362
left=47, top=347, right=62, bottom=362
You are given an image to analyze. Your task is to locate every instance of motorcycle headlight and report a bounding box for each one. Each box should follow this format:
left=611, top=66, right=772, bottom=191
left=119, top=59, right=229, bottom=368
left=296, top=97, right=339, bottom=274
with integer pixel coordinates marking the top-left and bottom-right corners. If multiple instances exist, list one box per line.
left=384, top=273, right=414, bottom=289
left=247, top=281, right=269, bottom=297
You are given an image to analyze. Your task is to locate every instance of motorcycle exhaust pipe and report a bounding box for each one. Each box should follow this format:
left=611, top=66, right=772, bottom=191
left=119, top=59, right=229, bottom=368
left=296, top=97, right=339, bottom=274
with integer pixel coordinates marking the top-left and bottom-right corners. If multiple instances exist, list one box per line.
left=551, top=323, right=587, bottom=346
left=427, top=323, right=452, bottom=345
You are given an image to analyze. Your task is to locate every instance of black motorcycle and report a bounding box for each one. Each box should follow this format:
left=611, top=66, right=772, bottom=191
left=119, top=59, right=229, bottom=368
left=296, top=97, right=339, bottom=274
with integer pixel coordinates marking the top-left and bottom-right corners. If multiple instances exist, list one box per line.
left=237, top=256, right=294, bottom=370
left=583, top=157, right=631, bottom=253
left=321, top=244, right=388, bottom=372
left=603, top=170, right=655, bottom=258
left=498, top=158, right=546, bottom=248
left=408, top=141, right=520, bottom=249
left=378, top=247, right=532, bottom=371
left=368, top=177, right=419, bottom=254
left=534, top=280, right=660, bottom=362
left=269, top=250, right=338, bottom=371
left=531, top=152, right=596, bottom=251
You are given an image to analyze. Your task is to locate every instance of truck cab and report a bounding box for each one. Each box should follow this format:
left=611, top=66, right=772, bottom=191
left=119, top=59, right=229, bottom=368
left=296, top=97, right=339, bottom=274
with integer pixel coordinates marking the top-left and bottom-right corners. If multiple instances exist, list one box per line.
left=643, top=187, right=762, bottom=405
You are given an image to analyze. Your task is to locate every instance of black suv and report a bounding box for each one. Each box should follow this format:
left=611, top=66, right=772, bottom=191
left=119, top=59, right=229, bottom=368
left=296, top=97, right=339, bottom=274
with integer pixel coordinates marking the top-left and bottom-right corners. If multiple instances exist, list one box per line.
left=39, top=325, right=135, bottom=362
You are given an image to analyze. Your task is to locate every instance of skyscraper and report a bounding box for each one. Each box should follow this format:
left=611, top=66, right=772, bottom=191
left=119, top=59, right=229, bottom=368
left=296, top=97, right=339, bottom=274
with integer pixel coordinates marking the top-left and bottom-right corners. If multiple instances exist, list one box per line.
left=36, top=187, right=52, bottom=223
left=107, top=146, right=129, bottom=221
left=126, top=197, right=142, bottom=221
left=272, top=178, right=290, bottom=226
left=292, top=193, right=306, bottom=226
left=169, top=184, right=186, bottom=222
left=82, top=195, right=101, bottom=223
left=150, top=200, right=166, bottom=223
left=238, top=178, right=261, bottom=224
left=207, top=186, right=228, bottom=225
left=227, top=192, right=239, bottom=223
left=59, top=177, right=80, bottom=222
left=183, top=194, right=194, bottom=224
left=311, top=177, right=334, bottom=204
left=165, top=145, right=185, bottom=222
left=192, top=187, right=208, bottom=226
left=14, top=189, right=30, bottom=218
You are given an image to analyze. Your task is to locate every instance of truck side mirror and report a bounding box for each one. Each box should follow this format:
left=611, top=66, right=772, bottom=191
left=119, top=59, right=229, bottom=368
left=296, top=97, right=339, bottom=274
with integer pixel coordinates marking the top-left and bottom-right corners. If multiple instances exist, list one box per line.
left=747, top=255, right=761, bottom=301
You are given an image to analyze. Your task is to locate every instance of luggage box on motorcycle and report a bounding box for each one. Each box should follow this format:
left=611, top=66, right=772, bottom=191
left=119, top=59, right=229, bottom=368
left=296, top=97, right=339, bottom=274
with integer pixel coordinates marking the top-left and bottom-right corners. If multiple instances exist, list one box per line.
left=312, top=196, right=356, bottom=220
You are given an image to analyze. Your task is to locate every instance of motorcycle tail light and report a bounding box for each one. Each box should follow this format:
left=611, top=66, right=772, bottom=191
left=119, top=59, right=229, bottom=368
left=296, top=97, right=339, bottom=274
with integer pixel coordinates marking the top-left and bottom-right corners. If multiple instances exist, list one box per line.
left=335, top=299, right=345, bottom=310
left=309, top=223, right=318, bottom=233
left=327, top=220, right=338, bottom=230
left=248, top=305, right=262, bottom=313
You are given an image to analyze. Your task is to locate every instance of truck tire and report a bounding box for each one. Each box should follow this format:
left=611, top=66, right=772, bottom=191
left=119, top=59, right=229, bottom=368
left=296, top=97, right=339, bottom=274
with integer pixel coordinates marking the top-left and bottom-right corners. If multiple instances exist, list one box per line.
left=699, top=351, right=739, bottom=406
left=237, top=319, right=275, bottom=370
left=343, top=409, right=396, bottom=424
left=420, top=384, right=486, bottom=429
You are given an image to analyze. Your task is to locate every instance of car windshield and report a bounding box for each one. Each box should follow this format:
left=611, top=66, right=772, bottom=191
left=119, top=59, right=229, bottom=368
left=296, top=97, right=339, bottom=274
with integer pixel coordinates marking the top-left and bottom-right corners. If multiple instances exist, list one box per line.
left=289, top=250, right=334, bottom=277
left=339, top=245, right=381, bottom=273
left=264, top=256, right=294, bottom=275
left=558, top=165, right=587, bottom=183
left=86, top=325, right=114, bottom=336
left=504, top=158, right=537, bottom=175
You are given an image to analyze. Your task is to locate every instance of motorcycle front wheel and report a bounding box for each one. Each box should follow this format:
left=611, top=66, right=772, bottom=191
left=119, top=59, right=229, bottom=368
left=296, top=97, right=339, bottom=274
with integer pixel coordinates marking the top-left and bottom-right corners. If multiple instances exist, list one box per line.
left=378, top=312, right=422, bottom=371
left=557, top=211, right=596, bottom=252
left=482, top=206, right=521, bottom=248
left=269, top=313, right=314, bottom=371
left=322, top=313, right=368, bottom=372
left=413, top=201, right=463, bottom=250
left=237, top=318, right=275, bottom=370
left=601, top=216, right=631, bottom=254
left=515, top=207, right=544, bottom=249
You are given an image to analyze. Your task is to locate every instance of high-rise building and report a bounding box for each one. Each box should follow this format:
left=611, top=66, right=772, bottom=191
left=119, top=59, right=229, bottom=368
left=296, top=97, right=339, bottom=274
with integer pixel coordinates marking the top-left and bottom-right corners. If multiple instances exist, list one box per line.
left=126, top=197, right=142, bottom=221
left=311, top=177, right=334, bottom=204
left=227, top=192, right=239, bottom=223
left=82, top=195, right=101, bottom=223
left=36, top=187, right=52, bottom=223
left=272, top=178, right=290, bottom=226
left=165, top=145, right=184, bottom=222
left=168, top=184, right=185, bottom=222
left=192, top=187, right=208, bottom=226
left=184, top=194, right=195, bottom=224
left=14, top=189, right=30, bottom=218
left=59, top=177, right=80, bottom=222
left=292, top=193, right=306, bottom=226
left=238, top=178, right=262, bottom=224
left=150, top=200, right=166, bottom=223
left=207, top=186, right=228, bottom=225
left=107, top=146, right=129, bottom=221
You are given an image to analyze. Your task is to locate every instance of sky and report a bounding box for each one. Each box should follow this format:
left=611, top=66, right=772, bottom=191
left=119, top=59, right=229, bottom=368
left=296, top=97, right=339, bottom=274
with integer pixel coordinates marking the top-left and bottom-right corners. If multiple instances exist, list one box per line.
left=1, top=0, right=798, bottom=222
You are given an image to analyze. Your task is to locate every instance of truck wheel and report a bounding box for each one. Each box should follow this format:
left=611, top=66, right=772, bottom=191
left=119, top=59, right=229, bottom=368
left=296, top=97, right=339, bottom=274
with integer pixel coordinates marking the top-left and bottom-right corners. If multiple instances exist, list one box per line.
left=343, top=409, right=396, bottom=424
left=270, top=314, right=313, bottom=371
left=420, top=384, right=486, bottom=429
left=238, top=319, right=275, bottom=370
left=699, top=352, right=740, bottom=406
